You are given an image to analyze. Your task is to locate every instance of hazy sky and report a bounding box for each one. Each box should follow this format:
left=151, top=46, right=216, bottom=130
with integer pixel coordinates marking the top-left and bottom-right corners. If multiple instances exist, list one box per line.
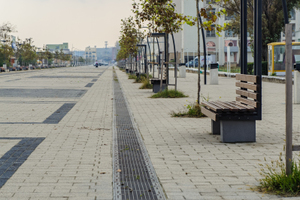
left=1, top=0, right=133, bottom=50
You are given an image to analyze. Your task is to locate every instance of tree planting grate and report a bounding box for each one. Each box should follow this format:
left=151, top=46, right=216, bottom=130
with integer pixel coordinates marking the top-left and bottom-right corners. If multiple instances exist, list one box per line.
left=113, top=72, right=165, bottom=200
left=85, top=83, right=94, bottom=87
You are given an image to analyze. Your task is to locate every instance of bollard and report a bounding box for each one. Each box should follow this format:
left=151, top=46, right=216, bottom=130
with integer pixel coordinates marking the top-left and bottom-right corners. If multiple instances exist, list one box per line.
left=209, top=63, right=219, bottom=85
left=294, top=70, right=300, bottom=104
left=179, top=64, right=186, bottom=78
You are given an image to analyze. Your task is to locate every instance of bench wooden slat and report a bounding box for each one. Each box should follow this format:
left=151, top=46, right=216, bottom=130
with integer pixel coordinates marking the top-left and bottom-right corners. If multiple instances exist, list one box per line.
left=201, top=106, right=217, bottom=121
left=208, top=101, right=231, bottom=111
left=236, top=82, right=258, bottom=91
left=221, top=101, right=247, bottom=112
left=201, top=102, right=223, bottom=112
left=236, top=89, right=258, bottom=100
left=234, top=101, right=256, bottom=111
left=214, top=101, right=239, bottom=112
left=236, top=74, right=258, bottom=83
left=236, top=96, right=258, bottom=108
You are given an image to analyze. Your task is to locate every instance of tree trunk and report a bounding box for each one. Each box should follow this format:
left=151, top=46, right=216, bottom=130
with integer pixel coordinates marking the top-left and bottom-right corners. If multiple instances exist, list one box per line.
left=196, top=0, right=201, bottom=105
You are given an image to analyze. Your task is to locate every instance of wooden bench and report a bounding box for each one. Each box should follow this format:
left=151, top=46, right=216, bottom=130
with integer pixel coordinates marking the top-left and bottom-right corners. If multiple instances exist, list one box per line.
left=201, top=74, right=261, bottom=143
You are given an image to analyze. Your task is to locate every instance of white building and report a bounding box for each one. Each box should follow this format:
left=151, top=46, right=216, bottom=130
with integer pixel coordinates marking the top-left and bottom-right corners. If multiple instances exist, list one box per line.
left=281, top=8, right=300, bottom=42
left=85, top=46, right=97, bottom=63
left=171, top=0, right=298, bottom=66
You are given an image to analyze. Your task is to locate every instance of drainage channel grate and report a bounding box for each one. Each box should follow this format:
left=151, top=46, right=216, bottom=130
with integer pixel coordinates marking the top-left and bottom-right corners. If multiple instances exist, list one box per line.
left=113, top=71, right=165, bottom=200
left=43, top=103, right=76, bottom=124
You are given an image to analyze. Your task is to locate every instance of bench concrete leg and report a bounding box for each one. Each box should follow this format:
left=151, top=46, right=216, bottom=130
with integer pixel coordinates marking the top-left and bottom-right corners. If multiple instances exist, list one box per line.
left=220, top=120, right=256, bottom=143
left=211, top=120, right=220, bottom=135
left=153, top=83, right=167, bottom=93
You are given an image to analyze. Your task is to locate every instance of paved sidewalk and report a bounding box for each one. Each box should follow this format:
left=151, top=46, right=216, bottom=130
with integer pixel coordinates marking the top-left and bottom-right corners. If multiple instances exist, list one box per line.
left=115, top=67, right=300, bottom=200
left=0, top=66, right=113, bottom=199
left=1, top=65, right=300, bottom=200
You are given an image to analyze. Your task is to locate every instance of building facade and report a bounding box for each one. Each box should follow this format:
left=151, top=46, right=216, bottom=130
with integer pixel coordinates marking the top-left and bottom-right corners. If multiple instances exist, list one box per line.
left=85, top=43, right=116, bottom=63
left=281, top=8, right=300, bottom=42
left=171, top=0, right=300, bottom=66
left=85, top=46, right=97, bottom=63
left=46, top=43, right=69, bottom=52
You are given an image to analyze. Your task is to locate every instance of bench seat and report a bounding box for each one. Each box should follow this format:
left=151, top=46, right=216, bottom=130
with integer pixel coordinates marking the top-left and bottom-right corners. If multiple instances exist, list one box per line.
left=201, top=74, right=261, bottom=143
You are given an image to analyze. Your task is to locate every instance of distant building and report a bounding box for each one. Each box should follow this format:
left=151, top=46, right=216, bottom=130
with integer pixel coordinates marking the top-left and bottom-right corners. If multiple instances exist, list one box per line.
left=73, top=51, right=85, bottom=57
left=171, top=0, right=300, bottom=66
left=85, top=46, right=97, bottom=63
left=281, top=8, right=300, bottom=42
left=96, top=47, right=116, bottom=62
left=46, top=43, right=69, bottom=52
left=85, top=43, right=116, bottom=63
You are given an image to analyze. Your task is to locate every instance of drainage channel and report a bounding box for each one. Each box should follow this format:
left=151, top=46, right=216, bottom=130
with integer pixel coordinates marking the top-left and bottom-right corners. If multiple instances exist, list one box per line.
left=113, top=71, right=165, bottom=200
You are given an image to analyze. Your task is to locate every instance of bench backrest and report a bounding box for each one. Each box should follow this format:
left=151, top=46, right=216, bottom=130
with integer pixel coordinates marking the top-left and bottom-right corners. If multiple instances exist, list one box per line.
left=235, top=74, right=259, bottom=108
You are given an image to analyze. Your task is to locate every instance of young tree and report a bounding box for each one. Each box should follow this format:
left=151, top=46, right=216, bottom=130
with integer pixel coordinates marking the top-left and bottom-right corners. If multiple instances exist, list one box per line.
left=0, top=22, right=16, bottom=67
left=0, top=43, right=14, bottom=67
left=63, top=52, right=71, bottom=65
left=44, top=48, right=53, bottom=65
left=117, top=16, right=143, bottom=67
left=78, top=56, right=85, bottom=63
left=59, top=49, right=65, bottom=64
left=19, top=38, right=36, bottom=66
left=0, top=22, right=16, bottom=41
left=54, top=50, right=60, bottom=64
left=213, top=0, right=300, bottom=61
left=133, top=0, right=226, bottom=104
left=37, top=49, right=47, bottom=66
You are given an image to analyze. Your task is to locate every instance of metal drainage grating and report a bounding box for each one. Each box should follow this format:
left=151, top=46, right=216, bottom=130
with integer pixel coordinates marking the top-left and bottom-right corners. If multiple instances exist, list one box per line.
left=91, top=79, right=98, bottom=82
left=43, top=103, right=76, bottom=124
left=85, top=83, right=94, bottom=87
left=113, top=72, right=165, bottom=200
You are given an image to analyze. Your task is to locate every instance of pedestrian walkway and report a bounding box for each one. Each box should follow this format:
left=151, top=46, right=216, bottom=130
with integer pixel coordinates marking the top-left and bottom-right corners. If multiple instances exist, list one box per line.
left=0, top=66, right=113, bottom=199
left=0, top=65, right=300, bottom=199
left=115, top=67, right=300, bottom=200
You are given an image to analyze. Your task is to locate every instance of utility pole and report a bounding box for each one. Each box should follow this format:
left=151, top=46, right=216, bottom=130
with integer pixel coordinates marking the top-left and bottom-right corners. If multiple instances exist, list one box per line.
left=281, top=0, right=293, bottom=176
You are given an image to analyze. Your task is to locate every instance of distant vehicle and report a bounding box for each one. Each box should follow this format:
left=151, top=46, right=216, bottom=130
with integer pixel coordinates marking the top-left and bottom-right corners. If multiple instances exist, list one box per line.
left=185, top=58, right=199, bottom=67
left=99, top=62, right=108, bottom=66
left=185, top=55, right=216, bottom=67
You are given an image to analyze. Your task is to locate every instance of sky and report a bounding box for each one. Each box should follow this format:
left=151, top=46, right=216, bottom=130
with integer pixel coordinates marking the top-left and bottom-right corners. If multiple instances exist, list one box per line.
left=1, top=0, right=134, bottom=50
